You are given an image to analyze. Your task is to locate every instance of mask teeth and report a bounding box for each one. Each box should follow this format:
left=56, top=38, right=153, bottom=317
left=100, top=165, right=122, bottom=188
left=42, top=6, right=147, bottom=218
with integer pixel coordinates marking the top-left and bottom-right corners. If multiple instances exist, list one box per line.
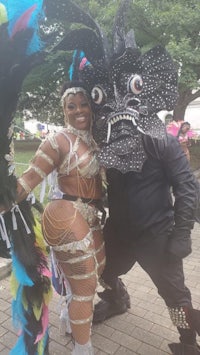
left=110, top=114, right=137, bottom=126
left=107, top=114, right=139, bottom=142
left=137, top=126, right=145, bottom=134
left=131, top=117, right=137, bottom=126
left=107, top=122, right=112, bottom=143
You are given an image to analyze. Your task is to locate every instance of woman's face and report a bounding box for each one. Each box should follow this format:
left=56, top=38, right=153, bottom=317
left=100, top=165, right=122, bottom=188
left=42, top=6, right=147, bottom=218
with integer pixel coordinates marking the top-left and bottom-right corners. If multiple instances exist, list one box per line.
left=182, top=124, right=190, bottom=134
left=63, top=92, right=92, bottom=130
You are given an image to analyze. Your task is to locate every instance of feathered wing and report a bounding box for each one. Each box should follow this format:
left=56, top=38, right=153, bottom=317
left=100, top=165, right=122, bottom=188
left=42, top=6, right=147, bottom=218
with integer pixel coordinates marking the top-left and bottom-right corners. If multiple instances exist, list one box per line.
left=53, top=27, right=106, bottom=64
left=45, top=0, right=103, bottom=40
left=46, top=0, right=110, bottom=64
left=140, top=45, right=178, bottom=113
left=0, top=2, right=52, bottom=354
left=0, top=1, right=44, bottom=204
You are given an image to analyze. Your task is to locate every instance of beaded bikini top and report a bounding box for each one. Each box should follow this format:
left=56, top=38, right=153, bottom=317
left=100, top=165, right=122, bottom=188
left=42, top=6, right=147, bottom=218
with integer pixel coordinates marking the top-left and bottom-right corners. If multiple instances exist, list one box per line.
left=57, top=125, right=100, bottom=179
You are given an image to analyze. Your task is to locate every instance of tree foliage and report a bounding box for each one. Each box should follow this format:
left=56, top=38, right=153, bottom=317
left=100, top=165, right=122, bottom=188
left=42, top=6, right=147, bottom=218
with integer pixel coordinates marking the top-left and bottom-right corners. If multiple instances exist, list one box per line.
left=18, top=0, right=200, bottom=124
left=18, top=51, right=69, bottom=126
left=129, top=0, right=200, bottom=119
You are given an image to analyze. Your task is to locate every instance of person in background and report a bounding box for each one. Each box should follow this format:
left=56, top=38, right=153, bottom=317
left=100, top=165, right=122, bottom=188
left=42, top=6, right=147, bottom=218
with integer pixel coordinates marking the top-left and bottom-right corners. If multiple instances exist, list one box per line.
left=177, top=121, right=192, bottom=161
left=19, top=130, right=25, bottom=140
left=0, top=81, right=105, bottom=355
left=166, top=119, right=182, bottom=136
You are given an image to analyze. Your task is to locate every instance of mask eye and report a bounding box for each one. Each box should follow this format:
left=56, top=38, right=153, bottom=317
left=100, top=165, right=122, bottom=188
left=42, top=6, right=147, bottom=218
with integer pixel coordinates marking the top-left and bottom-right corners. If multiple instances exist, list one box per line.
left=127, top=74, right=143, bottom=94
left=91, top=85, right=107, bottom=105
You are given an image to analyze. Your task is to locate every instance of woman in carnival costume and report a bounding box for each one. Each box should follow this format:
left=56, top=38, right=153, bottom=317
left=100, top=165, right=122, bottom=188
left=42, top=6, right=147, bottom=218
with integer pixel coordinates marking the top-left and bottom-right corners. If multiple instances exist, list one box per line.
left=8, top=79, right=105, bottom=355
left=0, top=8, right=106, bottom=349
left=0, top=1, right=105, bottom=354
left=25, top=79, right=106, bottom=355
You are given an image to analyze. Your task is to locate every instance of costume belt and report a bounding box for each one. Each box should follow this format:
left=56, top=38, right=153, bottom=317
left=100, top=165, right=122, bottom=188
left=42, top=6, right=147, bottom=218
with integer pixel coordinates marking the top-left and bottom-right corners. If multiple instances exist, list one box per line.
left=62, top=193, right=106, bottom=225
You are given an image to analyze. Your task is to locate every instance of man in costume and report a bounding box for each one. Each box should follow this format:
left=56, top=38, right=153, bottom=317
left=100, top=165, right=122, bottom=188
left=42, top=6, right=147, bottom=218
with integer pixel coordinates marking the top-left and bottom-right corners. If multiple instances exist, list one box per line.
left=46, top=1, right=200, bottom=353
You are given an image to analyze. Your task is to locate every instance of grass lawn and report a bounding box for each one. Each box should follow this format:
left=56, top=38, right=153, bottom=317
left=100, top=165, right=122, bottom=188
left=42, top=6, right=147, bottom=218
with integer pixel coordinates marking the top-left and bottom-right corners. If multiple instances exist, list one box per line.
left=15, top=143, right=42, bottom=204
left=14, top=139, right=200, bottom=206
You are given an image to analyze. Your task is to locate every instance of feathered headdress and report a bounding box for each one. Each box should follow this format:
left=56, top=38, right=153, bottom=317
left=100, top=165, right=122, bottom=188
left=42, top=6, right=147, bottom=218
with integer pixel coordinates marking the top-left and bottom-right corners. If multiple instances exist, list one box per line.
left=0, top=0, right=44, bottom=207
left=47, top=0, right=178, bottom=173
left=0, top=1, right=52, bottom=354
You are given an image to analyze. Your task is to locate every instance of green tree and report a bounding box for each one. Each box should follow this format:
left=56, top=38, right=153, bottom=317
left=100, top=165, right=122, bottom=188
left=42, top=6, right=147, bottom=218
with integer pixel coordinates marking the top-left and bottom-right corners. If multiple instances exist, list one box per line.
left=129, top=0, right=200, bottom=120
left=18, top=51, right=69, bottom=126
left=18, top=0, right=200, bottom=123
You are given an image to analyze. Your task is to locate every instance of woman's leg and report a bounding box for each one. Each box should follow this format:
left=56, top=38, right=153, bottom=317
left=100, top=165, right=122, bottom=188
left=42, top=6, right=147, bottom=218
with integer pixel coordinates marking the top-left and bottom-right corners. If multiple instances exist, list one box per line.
left=42, top=200, right=98, bottom=349
left=59, top=248, right=97, bottom=345
left=92, top=226, right=105, bottom=278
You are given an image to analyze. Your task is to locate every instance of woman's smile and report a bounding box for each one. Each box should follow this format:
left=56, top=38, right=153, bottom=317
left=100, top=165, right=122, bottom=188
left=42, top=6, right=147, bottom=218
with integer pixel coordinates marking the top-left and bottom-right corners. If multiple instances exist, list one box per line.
left=64, top=92, right=92, bottom=130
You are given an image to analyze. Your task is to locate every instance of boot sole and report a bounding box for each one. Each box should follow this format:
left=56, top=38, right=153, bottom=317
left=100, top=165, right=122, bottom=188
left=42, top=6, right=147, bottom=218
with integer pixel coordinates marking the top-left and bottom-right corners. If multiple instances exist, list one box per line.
left=93, top=301, right=128, bottom=324
left=169, top=342, right=200, bottom=355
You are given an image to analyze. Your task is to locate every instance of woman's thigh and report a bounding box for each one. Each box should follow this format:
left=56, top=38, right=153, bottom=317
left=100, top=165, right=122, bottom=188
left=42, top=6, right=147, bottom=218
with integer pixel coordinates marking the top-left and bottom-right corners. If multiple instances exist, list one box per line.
left=42, top=199, right=90, bottom=245
left=42, top=199, right=98, bottom=295
left=92, top=227, right=105, bottom=277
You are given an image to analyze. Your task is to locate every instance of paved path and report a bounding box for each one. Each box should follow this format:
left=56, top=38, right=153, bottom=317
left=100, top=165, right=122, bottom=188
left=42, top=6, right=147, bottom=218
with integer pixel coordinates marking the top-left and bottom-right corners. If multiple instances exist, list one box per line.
left=0, top=223, right=200, bottom=354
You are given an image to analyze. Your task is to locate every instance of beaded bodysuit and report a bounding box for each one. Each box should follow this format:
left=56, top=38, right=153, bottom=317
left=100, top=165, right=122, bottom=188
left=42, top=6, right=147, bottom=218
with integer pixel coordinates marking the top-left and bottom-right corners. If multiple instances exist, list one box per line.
left=18, top=125, right=105, bottom=336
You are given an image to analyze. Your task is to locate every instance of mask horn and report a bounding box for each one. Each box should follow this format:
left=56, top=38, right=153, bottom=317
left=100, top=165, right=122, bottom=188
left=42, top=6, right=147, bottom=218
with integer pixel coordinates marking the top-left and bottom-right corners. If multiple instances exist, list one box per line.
left=125, top=29, right=138, bottom=50
left=112, top=0, right=132, bottom=55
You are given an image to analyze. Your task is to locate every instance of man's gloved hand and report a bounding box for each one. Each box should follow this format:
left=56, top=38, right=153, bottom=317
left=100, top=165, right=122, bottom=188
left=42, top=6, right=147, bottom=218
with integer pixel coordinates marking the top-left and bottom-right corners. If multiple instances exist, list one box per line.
left=167, top=228, right=192, bottom=262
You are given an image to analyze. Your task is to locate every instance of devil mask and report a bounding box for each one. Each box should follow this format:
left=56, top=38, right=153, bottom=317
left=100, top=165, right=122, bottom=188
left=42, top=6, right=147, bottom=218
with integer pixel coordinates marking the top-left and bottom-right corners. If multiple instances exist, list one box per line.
left=47, top=0, right=178, bottom=173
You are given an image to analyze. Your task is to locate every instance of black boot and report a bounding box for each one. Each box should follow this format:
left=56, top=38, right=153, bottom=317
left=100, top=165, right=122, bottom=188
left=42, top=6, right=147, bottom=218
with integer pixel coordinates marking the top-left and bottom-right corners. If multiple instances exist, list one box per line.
left=188, top=308, right=200, bottom=336
left=169, top=342, right=200, bottom=354
left=93, top=278, right=130, bottom=324
left=168, top=311, right=200, bottom=354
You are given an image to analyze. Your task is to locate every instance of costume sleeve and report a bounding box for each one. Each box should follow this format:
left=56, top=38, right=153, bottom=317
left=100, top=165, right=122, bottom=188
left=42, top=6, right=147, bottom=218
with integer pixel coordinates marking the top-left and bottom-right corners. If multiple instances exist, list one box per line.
left=160, top=134, right=196, bottom=258
left=17, top=134, right=61, bottom=202
left=161, top=134, right=196, bottom=228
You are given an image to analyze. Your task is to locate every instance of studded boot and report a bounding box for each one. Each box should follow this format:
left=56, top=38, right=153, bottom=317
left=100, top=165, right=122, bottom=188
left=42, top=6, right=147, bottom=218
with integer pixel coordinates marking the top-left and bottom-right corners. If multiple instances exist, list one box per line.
left=168, top=307, right=200, bottom=354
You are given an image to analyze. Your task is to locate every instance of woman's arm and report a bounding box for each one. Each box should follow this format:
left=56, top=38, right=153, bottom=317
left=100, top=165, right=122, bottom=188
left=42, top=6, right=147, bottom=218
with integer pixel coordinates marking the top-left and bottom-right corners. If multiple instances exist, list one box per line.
left=0, top=134, right=63, bottom=214
left=17, top=134, right=62, bottom=203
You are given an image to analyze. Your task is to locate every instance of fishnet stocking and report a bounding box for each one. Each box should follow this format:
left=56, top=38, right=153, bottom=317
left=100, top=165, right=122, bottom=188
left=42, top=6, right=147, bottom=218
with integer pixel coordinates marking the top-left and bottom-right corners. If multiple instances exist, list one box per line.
left=42, top=200, right=105, bottom=345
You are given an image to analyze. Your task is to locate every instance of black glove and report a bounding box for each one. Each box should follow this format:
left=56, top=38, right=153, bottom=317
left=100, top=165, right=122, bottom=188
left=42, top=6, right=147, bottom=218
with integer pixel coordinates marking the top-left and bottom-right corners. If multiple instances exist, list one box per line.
left=167, top=228, right=192, bottom=261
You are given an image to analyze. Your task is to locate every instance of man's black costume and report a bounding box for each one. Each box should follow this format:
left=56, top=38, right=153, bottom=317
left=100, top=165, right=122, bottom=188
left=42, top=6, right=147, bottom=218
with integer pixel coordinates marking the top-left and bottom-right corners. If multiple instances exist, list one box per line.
left=47, top=1, right=200, bottom=353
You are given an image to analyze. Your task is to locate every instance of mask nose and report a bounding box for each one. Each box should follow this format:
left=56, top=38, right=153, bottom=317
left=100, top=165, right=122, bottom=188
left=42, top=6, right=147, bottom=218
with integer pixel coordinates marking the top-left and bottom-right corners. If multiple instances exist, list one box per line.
left=113, top=83, right=125, bottom=111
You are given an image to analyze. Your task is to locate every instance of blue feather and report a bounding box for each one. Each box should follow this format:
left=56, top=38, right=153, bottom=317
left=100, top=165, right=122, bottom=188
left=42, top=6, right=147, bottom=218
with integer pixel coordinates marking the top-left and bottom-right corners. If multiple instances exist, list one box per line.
left=69, top=49, right=78, bottom=80
left=11, top=284, right=28, bottom=330
left=12, top=252, right=34, bottom=286
left=1, top=0, right=44, bottom=54
left=69, top=50, right=91, bottom=80
left=10, top=334, right=27, bottom=355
